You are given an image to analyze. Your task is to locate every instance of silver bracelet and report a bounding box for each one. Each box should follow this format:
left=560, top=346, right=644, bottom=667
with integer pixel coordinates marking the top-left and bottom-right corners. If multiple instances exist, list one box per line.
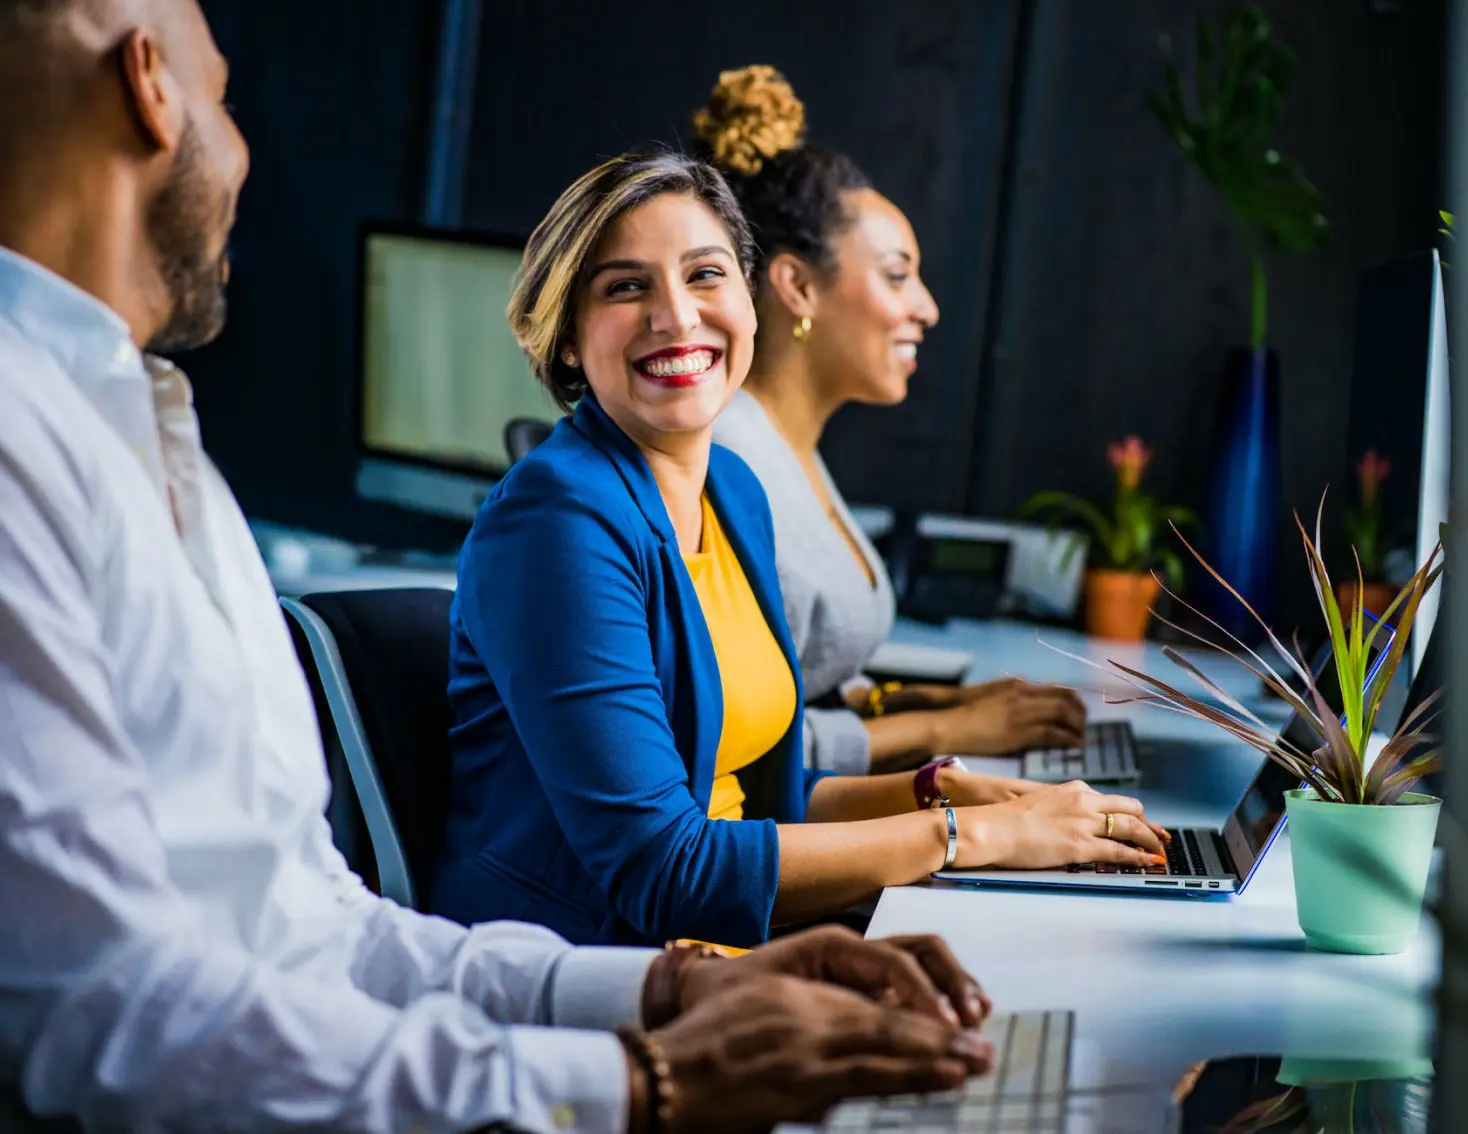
left=942, top=806, right=959, bottom=869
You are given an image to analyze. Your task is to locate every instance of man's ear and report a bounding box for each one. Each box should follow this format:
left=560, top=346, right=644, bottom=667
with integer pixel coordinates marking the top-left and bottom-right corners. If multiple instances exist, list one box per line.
left=118, top=28, right=183, bottom=153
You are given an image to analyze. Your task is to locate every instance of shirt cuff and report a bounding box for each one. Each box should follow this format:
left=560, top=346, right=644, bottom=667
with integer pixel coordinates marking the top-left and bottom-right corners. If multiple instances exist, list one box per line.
left=804, top=706, right=873, bottom=775
left=504, top=1026, right=630, bottom=1134
left=549, top=947, right=659, bottom=1030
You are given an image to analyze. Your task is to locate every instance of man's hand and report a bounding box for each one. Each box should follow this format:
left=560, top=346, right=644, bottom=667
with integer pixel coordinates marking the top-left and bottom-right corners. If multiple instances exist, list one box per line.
left=677, top=926, right=990, bottom=1028
left=648, top=974, right=992, bottom=1134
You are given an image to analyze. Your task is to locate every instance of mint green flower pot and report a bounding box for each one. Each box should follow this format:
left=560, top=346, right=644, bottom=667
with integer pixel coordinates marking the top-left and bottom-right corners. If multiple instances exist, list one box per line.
left=1285, top=789, right=1441, bottom=955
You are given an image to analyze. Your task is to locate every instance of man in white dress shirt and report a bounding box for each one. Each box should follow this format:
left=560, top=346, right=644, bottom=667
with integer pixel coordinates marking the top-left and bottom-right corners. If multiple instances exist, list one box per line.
left=0, top=1, right=995, bottom=1131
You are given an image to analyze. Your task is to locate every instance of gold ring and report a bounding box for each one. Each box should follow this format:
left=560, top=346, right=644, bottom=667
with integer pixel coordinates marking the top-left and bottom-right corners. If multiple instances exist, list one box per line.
left=1105, top=813, right=1115, bottom=839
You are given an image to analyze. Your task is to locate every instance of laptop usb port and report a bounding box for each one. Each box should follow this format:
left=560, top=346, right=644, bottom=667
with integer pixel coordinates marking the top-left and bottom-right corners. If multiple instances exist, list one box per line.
left=1185, top=882, right=1203, bottom=889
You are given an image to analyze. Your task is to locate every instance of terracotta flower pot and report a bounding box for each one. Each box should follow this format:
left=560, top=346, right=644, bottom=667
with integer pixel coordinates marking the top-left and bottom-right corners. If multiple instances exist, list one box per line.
left=1083, top=569, right=1161, bottom=641
left=1336, top=580, right=1397, bottom=622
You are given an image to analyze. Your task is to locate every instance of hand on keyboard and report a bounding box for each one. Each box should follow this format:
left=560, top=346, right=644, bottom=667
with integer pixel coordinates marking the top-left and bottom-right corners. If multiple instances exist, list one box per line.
left=645, top=974, right=993, bottom=1133
left=929, top=679, right=1087, bottom=756
left=950, top=781, right=1168, bottom=870
left=679, top=924, right=991, bottom=1028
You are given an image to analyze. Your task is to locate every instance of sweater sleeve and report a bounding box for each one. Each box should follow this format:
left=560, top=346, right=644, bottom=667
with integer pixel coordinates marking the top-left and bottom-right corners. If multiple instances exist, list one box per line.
left=457, top=463, right=781, bottom=948
left=802, top=707, right=873, bottom=775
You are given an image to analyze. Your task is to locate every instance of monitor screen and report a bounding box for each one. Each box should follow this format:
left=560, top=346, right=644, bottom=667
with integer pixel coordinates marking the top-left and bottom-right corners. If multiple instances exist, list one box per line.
left=928, top=538, right=1008, bottom=576
left=359, top=230, right=558, bottom=476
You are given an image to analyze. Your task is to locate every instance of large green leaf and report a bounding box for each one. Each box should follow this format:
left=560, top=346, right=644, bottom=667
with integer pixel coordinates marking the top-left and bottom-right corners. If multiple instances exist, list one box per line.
left=1147, top=4, right=1330, bottom=341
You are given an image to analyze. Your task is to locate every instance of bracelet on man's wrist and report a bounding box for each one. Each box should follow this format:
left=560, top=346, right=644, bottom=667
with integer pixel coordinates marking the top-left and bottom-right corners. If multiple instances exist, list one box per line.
left=617, top=1025, right=676, bottom=1134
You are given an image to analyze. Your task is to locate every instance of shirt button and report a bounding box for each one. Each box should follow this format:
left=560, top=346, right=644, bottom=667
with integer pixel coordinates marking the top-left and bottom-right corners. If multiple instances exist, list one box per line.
left=552, top=1103, right=576, bottom=1128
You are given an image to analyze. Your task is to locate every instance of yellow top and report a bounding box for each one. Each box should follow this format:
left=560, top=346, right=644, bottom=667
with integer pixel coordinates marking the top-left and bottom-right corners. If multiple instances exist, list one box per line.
left=683, top=494, right=797, bottom=822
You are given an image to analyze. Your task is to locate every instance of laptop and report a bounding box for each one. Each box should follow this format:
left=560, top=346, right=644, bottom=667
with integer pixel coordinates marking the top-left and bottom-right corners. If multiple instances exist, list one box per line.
left=1019, top=720, right=1141, bottom=786
left=936, top=631, right=1393, bottom=896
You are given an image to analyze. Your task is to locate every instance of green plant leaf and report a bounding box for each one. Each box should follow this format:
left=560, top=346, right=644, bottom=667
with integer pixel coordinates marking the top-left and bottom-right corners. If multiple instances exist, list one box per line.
left=1019, top=491, right=1116, bottom=556
left=1362, top=553, right=1444, bottom=733
left=1378, top=750, right=1443, bottom=806
left=1149, top=4, right=1329, bottom=344
left=1169, top=521, right=1313, bottom=687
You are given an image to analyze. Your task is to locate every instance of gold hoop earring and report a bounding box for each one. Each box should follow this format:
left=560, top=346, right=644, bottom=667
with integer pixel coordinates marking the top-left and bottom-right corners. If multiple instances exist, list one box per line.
left=562, top=348, right=579, bottom=368
left=793, top=316, right=812, bottom=342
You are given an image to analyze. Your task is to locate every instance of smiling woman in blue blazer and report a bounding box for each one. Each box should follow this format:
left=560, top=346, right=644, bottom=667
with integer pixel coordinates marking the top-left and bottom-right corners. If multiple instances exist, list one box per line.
left=430, top=150, right=1164, bottom=949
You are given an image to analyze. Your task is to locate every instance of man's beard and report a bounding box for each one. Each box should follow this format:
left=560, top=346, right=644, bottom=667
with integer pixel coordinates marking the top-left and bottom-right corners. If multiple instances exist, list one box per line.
left=145, top=120, right=233, bottom=356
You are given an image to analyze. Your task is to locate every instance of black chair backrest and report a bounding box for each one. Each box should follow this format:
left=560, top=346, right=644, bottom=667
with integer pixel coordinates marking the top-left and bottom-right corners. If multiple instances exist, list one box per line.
left=297, top=588, right=455, bottom=901
left=504, top=417, right=555, bottom=464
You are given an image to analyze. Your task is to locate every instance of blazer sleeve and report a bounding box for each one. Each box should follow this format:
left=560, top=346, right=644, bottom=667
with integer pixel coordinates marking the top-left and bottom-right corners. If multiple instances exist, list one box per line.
left=457, top=461, right=780, bottom=948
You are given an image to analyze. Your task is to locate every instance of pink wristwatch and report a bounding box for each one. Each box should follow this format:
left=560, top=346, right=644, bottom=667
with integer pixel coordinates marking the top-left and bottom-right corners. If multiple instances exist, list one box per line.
left=913, top=756, right=957, bottom=811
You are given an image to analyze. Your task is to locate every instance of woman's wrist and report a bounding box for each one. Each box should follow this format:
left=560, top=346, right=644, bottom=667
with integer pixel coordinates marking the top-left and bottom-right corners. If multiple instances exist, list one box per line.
left=909, top=683, right=961, bottom=710
left=957, top=808, right=1004, bottom=868
left=925, top=706, right=958, bottom=757
left=935, top=760, right=965, bottom=802
left=923, top=807, right=953, bottom=874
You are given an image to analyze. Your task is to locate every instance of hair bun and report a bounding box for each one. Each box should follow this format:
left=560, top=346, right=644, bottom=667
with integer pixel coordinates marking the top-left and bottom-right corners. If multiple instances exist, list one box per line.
left=692, top=65, right=806, bottom=178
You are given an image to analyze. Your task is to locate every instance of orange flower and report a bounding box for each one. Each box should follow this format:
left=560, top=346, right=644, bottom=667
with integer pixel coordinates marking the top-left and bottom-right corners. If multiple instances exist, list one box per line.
left=1355, top=450, right=1391, bottom=507
left=1107, top=436, right=1152, bottom=492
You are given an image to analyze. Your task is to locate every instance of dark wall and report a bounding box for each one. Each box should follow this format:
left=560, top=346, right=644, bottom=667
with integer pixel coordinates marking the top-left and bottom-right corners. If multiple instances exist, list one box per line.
left=463, top=0, right=1027, bottom=512
left=189, top=0, right=1444, bottom=615
left=189, top=0, right=467, bottom=551
left=968, top=0, right=1444, bottom=626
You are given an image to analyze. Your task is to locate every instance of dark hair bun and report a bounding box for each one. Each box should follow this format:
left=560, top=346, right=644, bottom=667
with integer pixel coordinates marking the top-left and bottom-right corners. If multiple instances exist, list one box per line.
left=692, top=65, right=806, bottom=178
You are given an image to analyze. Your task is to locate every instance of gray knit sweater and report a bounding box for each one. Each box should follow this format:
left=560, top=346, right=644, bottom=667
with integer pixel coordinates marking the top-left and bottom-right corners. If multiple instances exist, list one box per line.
left=713, top=391, right=894, bottom=774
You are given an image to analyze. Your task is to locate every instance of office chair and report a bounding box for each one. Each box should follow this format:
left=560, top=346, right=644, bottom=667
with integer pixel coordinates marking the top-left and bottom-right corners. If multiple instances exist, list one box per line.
left=280, top=587, right=455, bottom=910
left=503, top=416, right=555, bottom=464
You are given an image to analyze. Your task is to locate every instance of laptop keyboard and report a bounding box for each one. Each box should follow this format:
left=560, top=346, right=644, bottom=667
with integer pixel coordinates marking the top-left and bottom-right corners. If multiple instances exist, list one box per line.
left=1027, top=721, right=1138, bottom=781
left=822, top=1011, right=1074, bottom=1133
left=1065, top=828, right=1223, bottom=886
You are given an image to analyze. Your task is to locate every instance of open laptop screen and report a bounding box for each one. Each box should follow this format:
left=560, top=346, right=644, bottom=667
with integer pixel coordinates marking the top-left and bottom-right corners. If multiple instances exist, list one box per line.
left=1231, top=624, right=1395, bottom=863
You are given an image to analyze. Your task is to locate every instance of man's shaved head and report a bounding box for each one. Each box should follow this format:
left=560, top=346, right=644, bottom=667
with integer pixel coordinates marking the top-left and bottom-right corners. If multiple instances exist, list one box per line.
left=0, top=0, right=249, bottom=352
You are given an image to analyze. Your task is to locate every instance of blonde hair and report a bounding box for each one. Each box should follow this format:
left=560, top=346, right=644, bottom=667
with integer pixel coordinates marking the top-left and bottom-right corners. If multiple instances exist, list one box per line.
left=692, top=65, right=806, bottom=178
left=508, top=150, right=756, bottom=412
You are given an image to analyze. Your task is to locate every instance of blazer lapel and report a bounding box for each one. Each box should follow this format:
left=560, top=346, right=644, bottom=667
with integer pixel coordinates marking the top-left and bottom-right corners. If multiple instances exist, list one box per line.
left=570, top=397, right=722, bottom=805
left=570, top=396, right=673, bottom=542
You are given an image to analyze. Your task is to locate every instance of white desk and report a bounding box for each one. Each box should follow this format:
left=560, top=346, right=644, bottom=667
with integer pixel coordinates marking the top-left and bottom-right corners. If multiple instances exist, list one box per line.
left=872, top=617, right=1439, bottom=1095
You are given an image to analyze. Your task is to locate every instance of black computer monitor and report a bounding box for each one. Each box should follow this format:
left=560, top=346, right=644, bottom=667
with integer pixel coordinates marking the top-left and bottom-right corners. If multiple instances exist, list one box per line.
left=1345, top=251, right=1450, bottom=679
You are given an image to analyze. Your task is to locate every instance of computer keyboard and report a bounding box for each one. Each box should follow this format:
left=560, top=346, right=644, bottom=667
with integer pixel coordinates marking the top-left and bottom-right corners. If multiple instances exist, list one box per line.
left=1021, top=722, right=1140, bottom=785
left=1062, top=827, right=1227, bottom=890
left=821, top=1010, right=1074, bottom=1133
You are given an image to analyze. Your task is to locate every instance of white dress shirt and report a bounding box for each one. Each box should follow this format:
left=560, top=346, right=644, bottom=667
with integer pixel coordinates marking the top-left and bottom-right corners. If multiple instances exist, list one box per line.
left=0, top=246, right=656, bottom=1133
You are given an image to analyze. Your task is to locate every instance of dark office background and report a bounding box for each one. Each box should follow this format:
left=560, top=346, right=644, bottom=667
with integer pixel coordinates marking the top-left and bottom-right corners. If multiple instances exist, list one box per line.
left=191, top=0, right=1445, bottom=631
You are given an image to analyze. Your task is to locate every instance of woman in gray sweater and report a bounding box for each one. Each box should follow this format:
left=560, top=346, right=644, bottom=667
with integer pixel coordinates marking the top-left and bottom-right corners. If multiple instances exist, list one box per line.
left=706, top=66, right=1085, bottom=777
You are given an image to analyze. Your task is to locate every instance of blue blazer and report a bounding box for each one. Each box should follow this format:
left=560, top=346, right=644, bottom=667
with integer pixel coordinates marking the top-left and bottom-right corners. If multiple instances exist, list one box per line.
left=431, top=396, right=826, bottom=947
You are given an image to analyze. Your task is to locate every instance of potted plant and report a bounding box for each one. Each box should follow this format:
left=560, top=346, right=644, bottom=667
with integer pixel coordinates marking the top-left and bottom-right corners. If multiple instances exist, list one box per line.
left=1072, top=498, right=1442, bottom=955
left=1338, top=450, right=1397, bottom=620
left=1148, top=6, right=1330, bottom=638
left=1020, top=437, right=1195, bottom=641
